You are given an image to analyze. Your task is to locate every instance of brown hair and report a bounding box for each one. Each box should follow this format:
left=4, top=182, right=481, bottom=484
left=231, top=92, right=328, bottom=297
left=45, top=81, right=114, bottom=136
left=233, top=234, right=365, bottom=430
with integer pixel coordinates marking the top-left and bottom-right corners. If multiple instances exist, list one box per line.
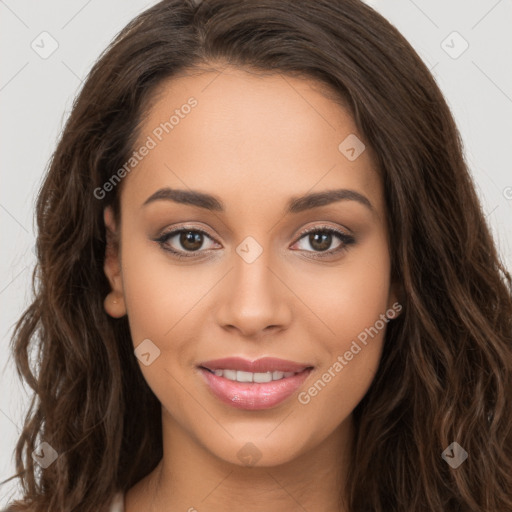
left=4, top=0, right=512, bottom=510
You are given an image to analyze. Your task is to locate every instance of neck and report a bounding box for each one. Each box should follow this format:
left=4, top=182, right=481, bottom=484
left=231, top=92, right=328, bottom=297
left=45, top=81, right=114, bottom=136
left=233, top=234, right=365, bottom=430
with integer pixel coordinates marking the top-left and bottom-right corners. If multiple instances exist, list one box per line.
left=126, top=409, right=354, bottom=512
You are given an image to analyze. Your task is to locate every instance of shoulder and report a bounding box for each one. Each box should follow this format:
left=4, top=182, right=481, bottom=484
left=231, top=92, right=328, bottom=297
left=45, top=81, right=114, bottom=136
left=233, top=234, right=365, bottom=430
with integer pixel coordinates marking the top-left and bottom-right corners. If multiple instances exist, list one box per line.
left=110, top=491, right=125, bottom=512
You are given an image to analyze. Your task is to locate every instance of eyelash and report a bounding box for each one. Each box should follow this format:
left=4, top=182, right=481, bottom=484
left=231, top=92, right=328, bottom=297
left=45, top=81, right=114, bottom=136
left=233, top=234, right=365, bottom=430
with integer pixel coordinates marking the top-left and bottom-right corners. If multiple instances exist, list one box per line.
left=154, top=224, right=355, bottom=260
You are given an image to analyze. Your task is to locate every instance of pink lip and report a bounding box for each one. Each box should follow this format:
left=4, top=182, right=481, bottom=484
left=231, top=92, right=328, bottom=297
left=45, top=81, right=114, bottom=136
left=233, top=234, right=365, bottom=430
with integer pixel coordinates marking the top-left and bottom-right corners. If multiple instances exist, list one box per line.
left=198, top=357, right=314, bottom=410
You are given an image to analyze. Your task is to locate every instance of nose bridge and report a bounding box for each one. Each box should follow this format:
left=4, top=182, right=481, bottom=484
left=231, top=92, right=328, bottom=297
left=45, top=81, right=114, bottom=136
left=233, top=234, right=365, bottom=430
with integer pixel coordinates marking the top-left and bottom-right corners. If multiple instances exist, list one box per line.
left=234, top=237, right=273, bottom=297
left=215, top=232, right=292, bottom=336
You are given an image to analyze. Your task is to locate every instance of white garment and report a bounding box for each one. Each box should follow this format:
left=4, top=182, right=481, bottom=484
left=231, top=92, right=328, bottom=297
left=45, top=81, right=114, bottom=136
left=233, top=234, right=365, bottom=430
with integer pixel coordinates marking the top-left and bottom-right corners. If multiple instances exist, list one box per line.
left=110, top=491, right=124, bottom=512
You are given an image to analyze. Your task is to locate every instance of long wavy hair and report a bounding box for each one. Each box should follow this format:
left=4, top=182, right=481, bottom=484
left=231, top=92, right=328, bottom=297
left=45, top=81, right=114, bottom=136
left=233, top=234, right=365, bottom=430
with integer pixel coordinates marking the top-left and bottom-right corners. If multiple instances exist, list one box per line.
left=3, top=0, right=512, bottom=510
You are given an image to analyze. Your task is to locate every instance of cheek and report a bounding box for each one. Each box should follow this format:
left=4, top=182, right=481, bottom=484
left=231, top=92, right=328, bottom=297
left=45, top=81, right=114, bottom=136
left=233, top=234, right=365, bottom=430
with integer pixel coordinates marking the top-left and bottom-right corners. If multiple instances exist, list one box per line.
left=293, top=237, right=391, bottom=421
left=296, top=341, right=384, bottom=442
left=119, top=235, right=207, bottom=346
left=119, top=235, right=217, bottom=404
left=294, top=234, right=392, bottom=349
left=119, top=239, right=201, bottom=419
left=297, top=298, right=390, bottom=436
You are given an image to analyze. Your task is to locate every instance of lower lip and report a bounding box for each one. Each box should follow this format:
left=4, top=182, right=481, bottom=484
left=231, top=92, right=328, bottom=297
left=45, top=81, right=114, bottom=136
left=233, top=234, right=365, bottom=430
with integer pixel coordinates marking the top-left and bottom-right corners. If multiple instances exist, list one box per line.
left=199, top=368, right=313, bottom=410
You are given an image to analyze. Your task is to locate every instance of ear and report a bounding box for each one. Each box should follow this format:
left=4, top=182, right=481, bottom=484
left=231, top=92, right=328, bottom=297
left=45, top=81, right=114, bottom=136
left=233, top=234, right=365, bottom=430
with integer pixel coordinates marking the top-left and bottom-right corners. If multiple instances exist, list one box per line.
left=103, top=206, right=126, bottom=318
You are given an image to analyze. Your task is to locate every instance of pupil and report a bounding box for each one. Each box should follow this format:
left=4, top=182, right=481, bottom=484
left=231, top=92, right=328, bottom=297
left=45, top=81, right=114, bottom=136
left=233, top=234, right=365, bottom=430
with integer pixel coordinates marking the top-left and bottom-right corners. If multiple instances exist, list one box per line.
left=310, top=232, right=331, bottom=251
left=181, top=231, right=203, bottom=251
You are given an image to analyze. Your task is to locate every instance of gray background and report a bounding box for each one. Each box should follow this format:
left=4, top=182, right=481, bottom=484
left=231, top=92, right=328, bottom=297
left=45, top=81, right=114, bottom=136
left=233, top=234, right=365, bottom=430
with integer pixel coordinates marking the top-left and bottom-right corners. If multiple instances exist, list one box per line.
left=1, top=0, right=511, bottom=505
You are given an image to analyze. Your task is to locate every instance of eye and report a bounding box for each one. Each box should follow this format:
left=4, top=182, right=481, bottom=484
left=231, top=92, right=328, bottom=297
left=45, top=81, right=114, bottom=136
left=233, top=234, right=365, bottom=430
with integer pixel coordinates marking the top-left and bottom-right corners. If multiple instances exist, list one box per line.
left=291, top=225, right=355, bottom=258
left=154, top=224, right=355, bottom=260
left=155, top=227, right=219, bottom=259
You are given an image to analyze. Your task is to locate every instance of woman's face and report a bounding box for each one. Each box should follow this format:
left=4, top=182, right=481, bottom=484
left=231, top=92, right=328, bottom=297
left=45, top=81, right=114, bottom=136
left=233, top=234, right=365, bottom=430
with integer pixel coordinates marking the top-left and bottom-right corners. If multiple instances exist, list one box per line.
left=103, top=66, right=400, bottom=467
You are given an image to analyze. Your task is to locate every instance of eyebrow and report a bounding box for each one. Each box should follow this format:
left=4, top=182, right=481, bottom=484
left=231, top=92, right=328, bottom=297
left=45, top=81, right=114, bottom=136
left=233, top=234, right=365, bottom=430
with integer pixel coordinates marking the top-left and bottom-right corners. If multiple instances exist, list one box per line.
left=142, top=187, right=374, bottom=214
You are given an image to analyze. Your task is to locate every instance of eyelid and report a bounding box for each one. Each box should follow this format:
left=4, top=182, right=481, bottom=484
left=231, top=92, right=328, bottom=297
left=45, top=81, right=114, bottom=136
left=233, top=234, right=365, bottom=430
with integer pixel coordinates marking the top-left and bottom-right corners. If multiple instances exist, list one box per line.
left=156, top=225, right=219, bottom=247
left=156, top=222, right=351, bottom=242
left=153, top=224, right=220, bottom=260
left=290, top=223, right=355, bottom=256
left=293, top=223, right=353, bottom=241
left=154, top=222, right=355, bottom=259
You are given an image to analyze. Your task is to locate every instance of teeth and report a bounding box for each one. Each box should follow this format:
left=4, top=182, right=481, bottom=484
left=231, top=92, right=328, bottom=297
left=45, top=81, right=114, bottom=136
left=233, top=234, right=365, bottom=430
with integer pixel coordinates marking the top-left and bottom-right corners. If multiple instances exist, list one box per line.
left=253, top=372, right=272, bottom=383
left=223, top=369, right=237, bottom=380
left=237, top=370, right=253, bottom=383
left=208, top=369, right=299, bottom=382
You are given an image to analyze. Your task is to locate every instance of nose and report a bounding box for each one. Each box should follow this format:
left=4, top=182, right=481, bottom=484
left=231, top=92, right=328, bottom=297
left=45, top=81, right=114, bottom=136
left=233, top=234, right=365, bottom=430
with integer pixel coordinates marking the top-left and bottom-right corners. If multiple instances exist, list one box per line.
left=215, top=248, right=293, bottom=339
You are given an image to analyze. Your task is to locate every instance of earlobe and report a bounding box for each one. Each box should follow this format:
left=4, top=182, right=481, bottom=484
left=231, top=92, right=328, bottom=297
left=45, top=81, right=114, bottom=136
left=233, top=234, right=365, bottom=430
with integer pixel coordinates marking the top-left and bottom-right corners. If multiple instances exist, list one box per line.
left=103, top=206, right=127, bottom=318
left=104, top=291, right=126, bottom=318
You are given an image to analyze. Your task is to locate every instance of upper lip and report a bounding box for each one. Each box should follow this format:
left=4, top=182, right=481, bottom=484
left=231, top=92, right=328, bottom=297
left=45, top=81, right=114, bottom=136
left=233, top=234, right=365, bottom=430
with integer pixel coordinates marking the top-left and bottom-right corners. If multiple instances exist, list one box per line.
left=199, top=357, right=313, bottom=373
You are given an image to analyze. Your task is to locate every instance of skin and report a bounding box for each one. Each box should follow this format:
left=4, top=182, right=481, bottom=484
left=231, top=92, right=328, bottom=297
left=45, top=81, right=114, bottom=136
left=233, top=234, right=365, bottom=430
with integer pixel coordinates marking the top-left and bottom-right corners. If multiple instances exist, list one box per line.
left=103, top=65, right=401, bottom=512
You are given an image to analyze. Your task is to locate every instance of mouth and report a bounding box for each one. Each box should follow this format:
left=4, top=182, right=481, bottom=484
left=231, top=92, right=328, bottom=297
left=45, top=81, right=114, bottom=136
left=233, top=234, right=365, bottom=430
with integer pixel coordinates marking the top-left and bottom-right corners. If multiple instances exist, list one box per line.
left=197, top=357, right=314, bottom=410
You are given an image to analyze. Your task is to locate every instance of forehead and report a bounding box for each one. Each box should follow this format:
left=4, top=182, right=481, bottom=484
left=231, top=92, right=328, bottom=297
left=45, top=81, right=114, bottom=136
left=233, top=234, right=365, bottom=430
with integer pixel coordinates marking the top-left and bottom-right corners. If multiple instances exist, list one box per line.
left=121, top=66, right=383, bottom=217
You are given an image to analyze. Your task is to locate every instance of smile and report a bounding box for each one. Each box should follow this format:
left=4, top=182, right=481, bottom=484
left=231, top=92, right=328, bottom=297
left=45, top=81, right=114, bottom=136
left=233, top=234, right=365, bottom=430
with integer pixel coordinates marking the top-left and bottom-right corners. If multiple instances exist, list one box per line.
left=203, top=369, right=298, bottom=382
left=198, top=357, right=314, bottom=410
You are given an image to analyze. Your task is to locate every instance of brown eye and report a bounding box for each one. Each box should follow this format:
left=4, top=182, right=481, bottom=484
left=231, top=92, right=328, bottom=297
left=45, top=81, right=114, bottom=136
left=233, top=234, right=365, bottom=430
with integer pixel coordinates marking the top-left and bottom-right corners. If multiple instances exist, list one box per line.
left=307, top=231, right=333, bottom=252
left=155, top=227, right=218, bottom=258
left=291, top=226, right=356, bottom=258
left=179, top=231, right=204, bottom=251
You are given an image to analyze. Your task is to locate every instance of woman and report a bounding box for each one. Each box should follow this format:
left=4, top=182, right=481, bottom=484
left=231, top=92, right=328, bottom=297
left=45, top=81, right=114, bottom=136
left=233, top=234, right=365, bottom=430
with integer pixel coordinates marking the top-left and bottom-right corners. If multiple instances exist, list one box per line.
left=3, top=0, right=512, bottom=510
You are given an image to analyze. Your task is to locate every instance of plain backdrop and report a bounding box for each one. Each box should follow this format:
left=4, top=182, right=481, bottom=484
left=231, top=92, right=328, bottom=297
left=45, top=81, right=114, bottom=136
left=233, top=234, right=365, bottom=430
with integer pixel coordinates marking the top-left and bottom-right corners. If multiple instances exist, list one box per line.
left=1, top=0, right=511, bottom=506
